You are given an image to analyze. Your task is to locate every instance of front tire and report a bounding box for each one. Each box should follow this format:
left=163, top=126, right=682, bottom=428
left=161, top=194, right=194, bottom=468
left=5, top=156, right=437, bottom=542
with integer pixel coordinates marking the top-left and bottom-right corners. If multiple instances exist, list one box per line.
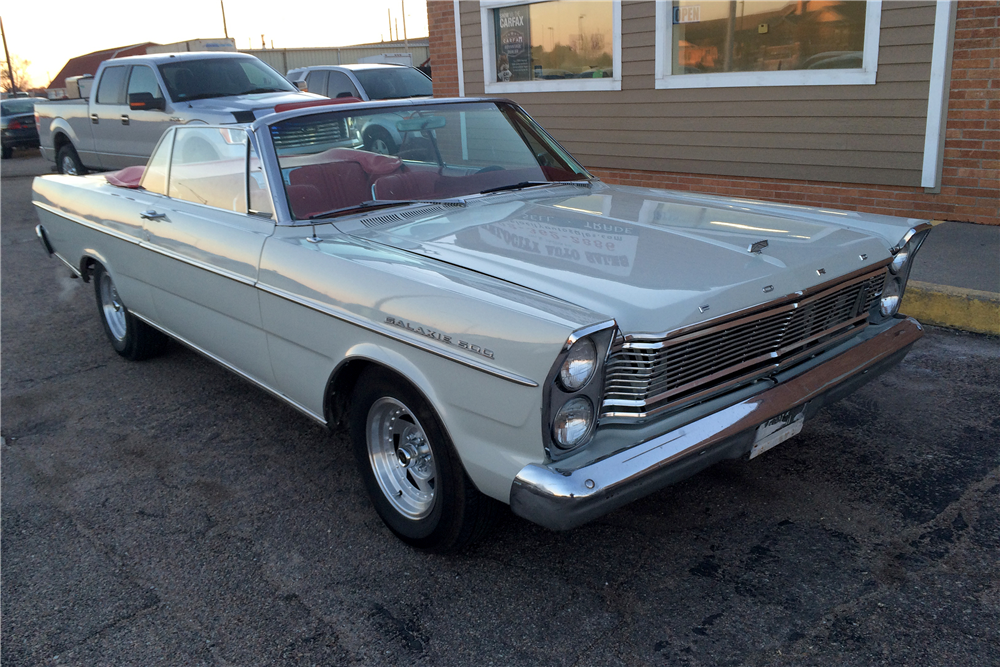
left=93, top=264, right=166, bottom=360
left=363, top=126, right=397, bottom=155
left=57, top=143, right=86, bottom=175
left=350, top=368, right=499, bottom=552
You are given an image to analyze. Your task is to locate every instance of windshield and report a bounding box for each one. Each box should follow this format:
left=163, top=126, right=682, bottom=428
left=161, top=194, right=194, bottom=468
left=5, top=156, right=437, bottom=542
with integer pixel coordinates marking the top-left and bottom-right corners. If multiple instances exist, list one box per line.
left=269, top=101, right=591, bottom=220
left=158, top=58, right=296, bottom=101
left=1, top=99, right=38, bottom=115
left=351, top=67, right=433, bottom=100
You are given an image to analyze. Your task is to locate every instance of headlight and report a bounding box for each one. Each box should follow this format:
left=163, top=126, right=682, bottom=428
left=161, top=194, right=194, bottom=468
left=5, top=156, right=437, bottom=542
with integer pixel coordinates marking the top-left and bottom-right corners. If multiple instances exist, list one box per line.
left=559, top=338, right=597, bottom=391
left=552, top=397, right=595, bottom=449
left=889, top=247, right=909, bottom=274
left=880, top=278, right=902, bottom=317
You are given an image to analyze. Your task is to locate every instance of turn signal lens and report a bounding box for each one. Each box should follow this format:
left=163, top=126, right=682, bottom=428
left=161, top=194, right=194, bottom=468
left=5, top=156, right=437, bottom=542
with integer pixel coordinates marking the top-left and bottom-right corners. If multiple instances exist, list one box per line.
left=559, top=338, right=597, bottom=391
left=552, top=397, right=594, bottom=449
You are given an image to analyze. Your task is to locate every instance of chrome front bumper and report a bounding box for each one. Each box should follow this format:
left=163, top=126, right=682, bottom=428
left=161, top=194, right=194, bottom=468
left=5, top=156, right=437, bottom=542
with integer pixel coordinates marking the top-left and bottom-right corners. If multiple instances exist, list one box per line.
left=510, top=316, right=924, bottom=531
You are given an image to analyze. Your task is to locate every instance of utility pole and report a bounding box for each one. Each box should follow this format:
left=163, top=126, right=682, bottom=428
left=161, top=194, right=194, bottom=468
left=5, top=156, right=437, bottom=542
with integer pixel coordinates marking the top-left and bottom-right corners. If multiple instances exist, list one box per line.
left=220, top=1, right=229, bottom=38
left=1, top=16, right=17, bottom=93
left=402, top=0, right=409, bottom=50
left=387, top=9, right=392, bottom=42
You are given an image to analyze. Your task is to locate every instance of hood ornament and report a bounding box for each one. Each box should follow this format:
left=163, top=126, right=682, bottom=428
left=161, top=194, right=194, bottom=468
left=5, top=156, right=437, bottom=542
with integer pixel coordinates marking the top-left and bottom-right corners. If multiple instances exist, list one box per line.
left=748, top=240, right=769, bottom=254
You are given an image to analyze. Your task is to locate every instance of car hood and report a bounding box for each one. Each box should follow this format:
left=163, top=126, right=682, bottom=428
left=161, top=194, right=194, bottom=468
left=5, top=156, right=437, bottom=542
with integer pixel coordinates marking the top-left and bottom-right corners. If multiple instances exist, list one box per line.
left=354, top=183, right=921, bottom=335
left=185, top=91, right=323, bottom=116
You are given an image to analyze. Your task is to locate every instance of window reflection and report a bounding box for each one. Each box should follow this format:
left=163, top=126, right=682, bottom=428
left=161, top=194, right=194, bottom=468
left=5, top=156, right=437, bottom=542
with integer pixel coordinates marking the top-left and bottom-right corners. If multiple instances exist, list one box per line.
left=494, top=1, right=614, bottom=82
left=672, top=1, right=866, bottom=75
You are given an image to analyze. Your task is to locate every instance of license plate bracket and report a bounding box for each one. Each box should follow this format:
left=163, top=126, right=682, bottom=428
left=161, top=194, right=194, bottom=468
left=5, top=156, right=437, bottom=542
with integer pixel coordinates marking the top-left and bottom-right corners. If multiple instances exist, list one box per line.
left=750, top=408, right=805, bottom=459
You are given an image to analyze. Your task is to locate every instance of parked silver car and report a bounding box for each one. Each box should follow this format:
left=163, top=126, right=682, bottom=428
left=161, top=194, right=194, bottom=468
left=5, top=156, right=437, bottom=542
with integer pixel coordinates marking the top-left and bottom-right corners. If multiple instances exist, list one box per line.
left=33, top=97, right=930, bottom=552
left=286, top=64, right=433, bottom=154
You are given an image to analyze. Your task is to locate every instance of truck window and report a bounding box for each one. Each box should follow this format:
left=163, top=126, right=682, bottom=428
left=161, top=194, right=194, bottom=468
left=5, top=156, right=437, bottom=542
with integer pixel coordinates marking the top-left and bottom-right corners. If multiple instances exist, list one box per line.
left=96, top=66, right=128, bottom=105
left=328, top=72, right=360, bottom=99
left=127, top=66, right=164, bottom=103
left=305, top=70, right=329, bottom=96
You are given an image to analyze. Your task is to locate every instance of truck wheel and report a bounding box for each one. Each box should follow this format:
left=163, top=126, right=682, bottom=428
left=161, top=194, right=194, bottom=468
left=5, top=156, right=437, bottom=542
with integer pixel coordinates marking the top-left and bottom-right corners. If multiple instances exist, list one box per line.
left=1, top=146, right=12, bottom=160
left=349, top=367, right=499, bottom=553
left=93, top=264, right=167, bottom=360
left=57, top=144, right=87, bottom=175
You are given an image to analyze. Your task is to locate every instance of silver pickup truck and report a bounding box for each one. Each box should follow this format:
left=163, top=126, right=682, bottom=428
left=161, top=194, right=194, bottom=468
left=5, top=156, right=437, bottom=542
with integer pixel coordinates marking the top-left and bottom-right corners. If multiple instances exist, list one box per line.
left=37, top=52, right=319, bottom=174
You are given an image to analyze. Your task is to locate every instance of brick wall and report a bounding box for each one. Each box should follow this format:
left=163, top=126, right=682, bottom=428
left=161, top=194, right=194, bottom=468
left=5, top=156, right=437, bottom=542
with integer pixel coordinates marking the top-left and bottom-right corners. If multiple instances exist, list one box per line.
left=428, top=1, right=461, bottom=98
left=427, top=0, right=999, bottom=225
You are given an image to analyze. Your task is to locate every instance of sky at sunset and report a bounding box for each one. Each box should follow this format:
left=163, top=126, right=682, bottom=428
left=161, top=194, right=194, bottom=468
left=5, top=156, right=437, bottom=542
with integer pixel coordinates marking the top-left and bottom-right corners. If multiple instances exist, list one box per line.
left=2, top=0, right=429, bottom=88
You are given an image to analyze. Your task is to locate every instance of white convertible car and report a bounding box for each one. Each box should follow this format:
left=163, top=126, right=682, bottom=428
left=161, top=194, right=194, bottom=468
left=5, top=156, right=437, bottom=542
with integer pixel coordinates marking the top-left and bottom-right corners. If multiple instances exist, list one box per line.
left=34, top=98, right=929, bottom=552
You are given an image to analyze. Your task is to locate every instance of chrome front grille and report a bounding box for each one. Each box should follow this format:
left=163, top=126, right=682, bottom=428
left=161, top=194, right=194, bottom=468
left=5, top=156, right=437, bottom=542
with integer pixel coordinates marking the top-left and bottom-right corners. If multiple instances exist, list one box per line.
left=602, top=268, right=887, bottom=421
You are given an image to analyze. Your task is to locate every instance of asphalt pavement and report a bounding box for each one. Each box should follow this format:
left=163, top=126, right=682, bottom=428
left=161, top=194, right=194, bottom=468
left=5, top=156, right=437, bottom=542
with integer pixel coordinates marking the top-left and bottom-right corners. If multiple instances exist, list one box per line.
left=2, top=151, right=999, bottom=666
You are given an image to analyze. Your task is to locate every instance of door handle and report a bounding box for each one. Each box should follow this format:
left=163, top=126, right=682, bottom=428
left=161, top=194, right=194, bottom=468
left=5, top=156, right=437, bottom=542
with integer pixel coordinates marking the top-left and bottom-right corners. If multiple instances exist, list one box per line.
left=121, top=114, right=130, bottom=125
left=140, top=210, right=167, bottom=221
left=90, top=114, right=99, bottom=125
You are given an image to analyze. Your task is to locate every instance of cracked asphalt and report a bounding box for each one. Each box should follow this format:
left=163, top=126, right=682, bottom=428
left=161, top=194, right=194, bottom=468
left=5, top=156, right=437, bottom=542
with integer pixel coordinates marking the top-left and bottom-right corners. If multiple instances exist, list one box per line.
left=3, top=153, right=999, bottom=666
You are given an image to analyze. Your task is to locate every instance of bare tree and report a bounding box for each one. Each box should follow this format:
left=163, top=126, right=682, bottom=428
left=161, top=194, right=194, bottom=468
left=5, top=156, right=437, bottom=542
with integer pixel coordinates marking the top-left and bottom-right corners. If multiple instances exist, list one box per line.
left=2, top=55, right=34, bottom=93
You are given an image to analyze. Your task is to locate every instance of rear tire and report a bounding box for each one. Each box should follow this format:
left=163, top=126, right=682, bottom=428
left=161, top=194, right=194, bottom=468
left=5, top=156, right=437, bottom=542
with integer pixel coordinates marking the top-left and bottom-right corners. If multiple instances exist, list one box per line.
left=349, top=367, right=499, bottom=553
left=93, top=264, right=167, bottom=361
left=1, top=146, right=12, bottom=160
left=57, top=143, right=86, bottom=175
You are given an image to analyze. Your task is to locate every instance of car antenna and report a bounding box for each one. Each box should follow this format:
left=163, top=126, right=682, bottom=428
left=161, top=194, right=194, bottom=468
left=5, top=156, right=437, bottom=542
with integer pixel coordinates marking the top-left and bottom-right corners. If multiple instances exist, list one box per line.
left=307, top=223, right=321, bottom=244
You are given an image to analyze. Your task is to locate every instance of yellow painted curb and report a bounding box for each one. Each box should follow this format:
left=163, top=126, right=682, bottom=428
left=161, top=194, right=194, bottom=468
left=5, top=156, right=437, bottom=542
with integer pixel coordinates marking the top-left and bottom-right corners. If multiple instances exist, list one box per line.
left=902, top=281, right=1000, bottom=336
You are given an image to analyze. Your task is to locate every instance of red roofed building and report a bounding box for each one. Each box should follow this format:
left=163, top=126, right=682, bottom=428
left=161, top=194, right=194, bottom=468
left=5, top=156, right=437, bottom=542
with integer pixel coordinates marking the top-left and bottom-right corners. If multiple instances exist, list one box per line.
left=46, top=43, right=157, bottom=97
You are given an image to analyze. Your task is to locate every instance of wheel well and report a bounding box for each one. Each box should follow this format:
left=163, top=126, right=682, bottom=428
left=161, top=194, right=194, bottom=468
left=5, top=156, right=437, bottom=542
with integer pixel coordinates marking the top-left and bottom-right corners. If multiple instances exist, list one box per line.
left=53, top=132, right=71, bottom=151
left=325, top=359, right=375, bottom=431
left=79, top=257, right=97, bottom=283
left=324, top=359, right=425, bottom=433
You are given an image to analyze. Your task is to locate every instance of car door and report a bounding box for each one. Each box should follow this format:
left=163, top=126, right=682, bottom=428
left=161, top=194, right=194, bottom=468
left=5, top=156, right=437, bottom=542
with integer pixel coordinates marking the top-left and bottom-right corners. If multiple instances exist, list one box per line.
left=89, top=65, right=131, bottom=170
left=138, top=125, right=277, bottom=386
left=121, top=64, right=175, bottom=162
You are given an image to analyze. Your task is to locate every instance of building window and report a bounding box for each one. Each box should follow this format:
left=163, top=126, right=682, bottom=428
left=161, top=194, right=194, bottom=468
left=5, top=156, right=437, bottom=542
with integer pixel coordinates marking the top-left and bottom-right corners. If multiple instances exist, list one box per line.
left=655, top=0, right=882, bottom=89
left=482, top=0, right=622, bottom=93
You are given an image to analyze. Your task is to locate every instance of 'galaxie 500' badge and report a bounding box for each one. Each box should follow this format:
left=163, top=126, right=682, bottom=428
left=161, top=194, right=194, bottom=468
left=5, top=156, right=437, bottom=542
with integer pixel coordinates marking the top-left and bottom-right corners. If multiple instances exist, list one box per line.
left=385, top=317, right=495, bottom=360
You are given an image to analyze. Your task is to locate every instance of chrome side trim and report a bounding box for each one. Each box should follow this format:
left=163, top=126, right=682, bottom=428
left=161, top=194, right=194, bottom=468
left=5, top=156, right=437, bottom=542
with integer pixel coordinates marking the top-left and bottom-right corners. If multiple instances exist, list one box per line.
left=141, top=242, right=257, bottom=287
left=256, top=282, right=539, bottom=388
left=33, top=201, right=142, bottom=247
left=52, top=252, right=84, bottom=278
left=510, top=316, right=924, bottom=531
left=34, top=200, right=258, bottom=287
left=129, top=311, right=327, bottom=426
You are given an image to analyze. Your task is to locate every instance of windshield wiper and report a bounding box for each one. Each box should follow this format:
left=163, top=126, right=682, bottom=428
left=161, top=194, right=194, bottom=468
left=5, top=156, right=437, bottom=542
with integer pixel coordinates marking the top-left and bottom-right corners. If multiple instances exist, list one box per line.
left=307, top=198, right=465, bottom=221
left=479, top=179, right=592, bottom=195
left=243, top=87, right=289, bottom=95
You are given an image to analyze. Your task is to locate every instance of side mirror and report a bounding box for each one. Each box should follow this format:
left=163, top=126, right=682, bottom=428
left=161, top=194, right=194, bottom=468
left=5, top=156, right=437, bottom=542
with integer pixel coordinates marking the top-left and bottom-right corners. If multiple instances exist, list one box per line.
left=294, top=80, right=308, bottom=91
left=129, top=92, right=166, bottom=111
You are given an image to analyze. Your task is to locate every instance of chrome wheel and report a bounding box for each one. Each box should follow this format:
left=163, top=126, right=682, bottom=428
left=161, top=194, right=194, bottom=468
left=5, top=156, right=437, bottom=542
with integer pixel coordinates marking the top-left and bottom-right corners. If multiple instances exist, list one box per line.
left=366, top=397, right=437, bottom=519
left=99, top=271, right=127, bottom=342
left=61, top=153, right=79, bottom=175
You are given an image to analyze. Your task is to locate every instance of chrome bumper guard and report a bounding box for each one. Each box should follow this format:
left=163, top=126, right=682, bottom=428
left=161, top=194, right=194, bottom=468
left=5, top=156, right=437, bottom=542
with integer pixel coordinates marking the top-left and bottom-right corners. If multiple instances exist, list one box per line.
left=510, top=316, right=924, bottom=531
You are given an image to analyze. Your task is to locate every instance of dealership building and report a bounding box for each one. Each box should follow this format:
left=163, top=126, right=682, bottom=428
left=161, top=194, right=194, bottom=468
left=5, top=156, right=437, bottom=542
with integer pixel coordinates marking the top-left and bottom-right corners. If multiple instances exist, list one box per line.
left=427, top=0, right=998, bottom=225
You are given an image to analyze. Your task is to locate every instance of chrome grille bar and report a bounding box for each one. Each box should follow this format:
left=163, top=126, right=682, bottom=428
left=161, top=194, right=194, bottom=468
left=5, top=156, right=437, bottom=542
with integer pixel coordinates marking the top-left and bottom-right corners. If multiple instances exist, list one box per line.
left=602, top=267, right=888, bottom=421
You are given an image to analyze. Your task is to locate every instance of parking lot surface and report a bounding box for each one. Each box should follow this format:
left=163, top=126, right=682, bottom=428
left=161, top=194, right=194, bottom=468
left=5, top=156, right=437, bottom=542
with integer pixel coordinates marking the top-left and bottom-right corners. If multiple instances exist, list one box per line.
left=3, top=154, right=999, bottom=666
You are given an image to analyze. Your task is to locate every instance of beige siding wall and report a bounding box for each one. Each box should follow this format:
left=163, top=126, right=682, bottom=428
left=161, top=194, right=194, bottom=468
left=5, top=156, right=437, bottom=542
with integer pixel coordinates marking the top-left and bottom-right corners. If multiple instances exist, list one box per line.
left=459, top=1, right=937, bottom=187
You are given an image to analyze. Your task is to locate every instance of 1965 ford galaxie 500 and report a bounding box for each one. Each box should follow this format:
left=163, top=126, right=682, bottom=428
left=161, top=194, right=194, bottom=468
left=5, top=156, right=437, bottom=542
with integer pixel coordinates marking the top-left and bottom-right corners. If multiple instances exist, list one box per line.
left=33, top=98, right=930, bottom=552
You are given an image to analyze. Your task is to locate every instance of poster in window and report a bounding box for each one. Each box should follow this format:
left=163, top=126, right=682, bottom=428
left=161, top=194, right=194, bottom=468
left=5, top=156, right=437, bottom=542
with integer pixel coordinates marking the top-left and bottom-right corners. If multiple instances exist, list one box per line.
left=496, top=6, right=532, bottom=82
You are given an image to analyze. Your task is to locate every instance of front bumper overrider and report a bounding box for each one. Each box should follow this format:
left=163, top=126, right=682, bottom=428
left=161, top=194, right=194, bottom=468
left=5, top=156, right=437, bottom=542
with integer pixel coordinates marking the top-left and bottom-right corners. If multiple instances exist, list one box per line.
left=510, top=316, right=924, bottom=531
